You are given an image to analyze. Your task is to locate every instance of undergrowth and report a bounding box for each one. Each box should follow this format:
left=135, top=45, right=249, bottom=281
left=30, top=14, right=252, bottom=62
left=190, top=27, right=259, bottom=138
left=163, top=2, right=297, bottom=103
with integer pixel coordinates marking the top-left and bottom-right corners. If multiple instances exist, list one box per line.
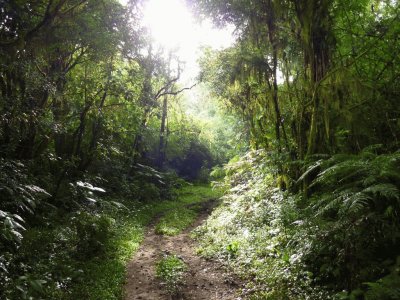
left=155, top=254, right=188, bottom=294
left=1, top=182, right=217, bottom=299
left=195, top=148, right=400, bottom=299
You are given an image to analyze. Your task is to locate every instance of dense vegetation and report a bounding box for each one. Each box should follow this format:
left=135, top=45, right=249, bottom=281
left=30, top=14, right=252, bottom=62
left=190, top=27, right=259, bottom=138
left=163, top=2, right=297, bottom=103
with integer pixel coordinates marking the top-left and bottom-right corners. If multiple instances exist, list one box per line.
left=0, top=0, right=233, bottom=298
left=1, top=0, right=399, bottom=299
left=192, top=0, right=400, bottom=299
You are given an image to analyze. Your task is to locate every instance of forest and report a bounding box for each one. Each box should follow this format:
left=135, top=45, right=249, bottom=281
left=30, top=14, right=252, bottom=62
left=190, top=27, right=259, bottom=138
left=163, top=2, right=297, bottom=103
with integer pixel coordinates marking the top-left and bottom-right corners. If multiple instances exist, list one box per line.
left=0, top=0, right=399, bottom=299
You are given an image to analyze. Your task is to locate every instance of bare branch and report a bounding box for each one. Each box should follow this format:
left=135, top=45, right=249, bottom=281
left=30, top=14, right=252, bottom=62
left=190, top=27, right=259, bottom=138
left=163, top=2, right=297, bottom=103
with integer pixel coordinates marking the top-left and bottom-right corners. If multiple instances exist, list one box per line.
left=157, top=83, right=197, bottom=98
left=153, top=76, right=180, bottom=100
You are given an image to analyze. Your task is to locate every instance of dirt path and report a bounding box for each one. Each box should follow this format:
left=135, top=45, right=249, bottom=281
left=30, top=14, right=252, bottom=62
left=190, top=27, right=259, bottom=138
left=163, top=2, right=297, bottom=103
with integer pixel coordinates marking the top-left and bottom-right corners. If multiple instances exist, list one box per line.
left=124, top=200, right=242, bottom=300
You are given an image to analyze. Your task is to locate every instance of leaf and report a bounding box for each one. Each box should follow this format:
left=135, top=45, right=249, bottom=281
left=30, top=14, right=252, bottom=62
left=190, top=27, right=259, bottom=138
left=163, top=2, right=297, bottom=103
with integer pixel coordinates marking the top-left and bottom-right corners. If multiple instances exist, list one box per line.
left=29, top=279, right=46, bottom=293
left=92, top=186, right=106, bottom=193
left=25, top=185, right=51, bottom=197
left=296, top=159, right=323, bottom=183
left=110, top=201, right=128, bottom=210
left=363, top=183, right=399, bottom=200
left=10, top=229, right=23, bottom=242
left=4, top=217, right=13, bottom=228
left=85, top=197, right=97, bottom=203
left=76, top=181, right=106, bottom=192
left=0, top=261, right=7, bottom=273
left=12, top=214, right=25, bottom=223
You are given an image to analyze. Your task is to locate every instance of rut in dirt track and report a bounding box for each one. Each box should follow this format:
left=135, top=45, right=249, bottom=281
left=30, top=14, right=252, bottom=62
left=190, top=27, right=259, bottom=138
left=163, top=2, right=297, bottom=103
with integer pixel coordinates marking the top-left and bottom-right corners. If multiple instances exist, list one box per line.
left=124, top=199, right=242, bottom=300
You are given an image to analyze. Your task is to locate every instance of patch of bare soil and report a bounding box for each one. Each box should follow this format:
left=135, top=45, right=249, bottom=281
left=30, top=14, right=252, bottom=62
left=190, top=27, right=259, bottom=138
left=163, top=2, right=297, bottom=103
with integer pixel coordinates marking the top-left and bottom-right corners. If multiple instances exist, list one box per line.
left=124, top=200, right=243, bottom=300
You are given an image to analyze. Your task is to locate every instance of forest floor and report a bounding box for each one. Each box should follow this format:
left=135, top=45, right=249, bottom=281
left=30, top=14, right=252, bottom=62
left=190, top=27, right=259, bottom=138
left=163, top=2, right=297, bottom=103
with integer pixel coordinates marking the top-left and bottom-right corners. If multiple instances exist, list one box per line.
left=124, top=199, right=243, bottom=300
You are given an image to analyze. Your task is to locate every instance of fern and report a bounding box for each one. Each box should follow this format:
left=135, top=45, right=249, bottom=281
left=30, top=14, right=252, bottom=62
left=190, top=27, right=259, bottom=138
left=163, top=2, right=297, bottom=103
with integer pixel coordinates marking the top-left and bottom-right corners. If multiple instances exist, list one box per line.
left=363, top=183, right=399, bottom=200
left=0, top=159, right=50, bottom=275
left=297, top=149, right=400, bottom=293
left=306, top=151, right=400, bottom=218
left=363, top=257, right=400, bottom=300
left=342, top=191, right=371, bottom=216
left=296, top=159, right=324, bottom=183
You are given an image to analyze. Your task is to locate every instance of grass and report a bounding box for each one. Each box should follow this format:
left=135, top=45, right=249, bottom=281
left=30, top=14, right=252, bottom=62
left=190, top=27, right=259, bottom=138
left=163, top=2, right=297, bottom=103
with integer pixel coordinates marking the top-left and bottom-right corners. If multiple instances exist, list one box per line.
left=69, top=183, right=220, bottom=299
left=155, top=254, right=188, bottom=294
left=154, top=184, right=222, bottom=236
left=6, top=183, right=220, bottom=300
left=155, top=207, right=197, bottom=235
left=68, top=212, right=146, bottom=299
left=176, top=184, right=222, bottom=205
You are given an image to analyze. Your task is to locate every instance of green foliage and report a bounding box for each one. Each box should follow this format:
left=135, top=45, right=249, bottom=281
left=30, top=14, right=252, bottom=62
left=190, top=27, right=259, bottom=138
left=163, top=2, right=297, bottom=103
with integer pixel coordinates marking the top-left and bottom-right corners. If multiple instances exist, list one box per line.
left=155, top=207, right=197, bottom=236
left=210, top=165, right=226, bottom=180
left=0, top=183, right=215, bottom=299
left=196, top=148, right=400, bottom=298
left=154, top=183, right=221, bottom=235
left=363, top=257, right=400, bottom=300
left=0, top=159, right=51, bottom=295
left=2, top=196, right=143, bottom=300
left=295, top=149, right=400, bottom=294
left=137, top=182, right=161, bottom=202
left=176, top=184, right=223, bottom=204
left=156, top=254, right=188, bottom=294
left=195, top=150, right=332, bottom=299
left=69, top=207, right=145, bottom=300
left=73, top=212, right=115, bottom=259
left=0, top=0, right=230, bottom=298
left=196, top=0, right=400, bottom=156
left=1, top=0, right=399, bottom=298
left=0, top=159, right=50, bottom=214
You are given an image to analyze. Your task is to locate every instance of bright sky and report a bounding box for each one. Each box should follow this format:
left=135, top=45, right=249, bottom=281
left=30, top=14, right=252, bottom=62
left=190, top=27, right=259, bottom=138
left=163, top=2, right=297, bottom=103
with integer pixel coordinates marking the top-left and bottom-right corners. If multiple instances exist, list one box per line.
left=120, top=0, right=235, bottom=83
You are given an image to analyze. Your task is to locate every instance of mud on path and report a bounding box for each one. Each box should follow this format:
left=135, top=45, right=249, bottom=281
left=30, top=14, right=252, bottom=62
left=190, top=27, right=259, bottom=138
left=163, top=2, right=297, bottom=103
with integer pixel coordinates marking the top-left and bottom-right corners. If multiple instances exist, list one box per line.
left=124, top=199, right=242, bottom=300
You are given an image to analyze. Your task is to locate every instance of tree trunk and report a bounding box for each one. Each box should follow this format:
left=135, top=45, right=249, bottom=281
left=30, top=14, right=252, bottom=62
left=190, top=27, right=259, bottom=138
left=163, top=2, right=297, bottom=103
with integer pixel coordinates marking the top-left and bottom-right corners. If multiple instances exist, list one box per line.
left=157, top=94, right=168, bottom=169
left=293, top=0, right=333, bottom=156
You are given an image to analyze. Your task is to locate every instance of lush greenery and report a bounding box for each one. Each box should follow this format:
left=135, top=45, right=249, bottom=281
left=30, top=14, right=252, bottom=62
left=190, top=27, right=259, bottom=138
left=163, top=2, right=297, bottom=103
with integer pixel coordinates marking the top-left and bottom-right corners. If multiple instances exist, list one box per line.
left=197, top=149, right=400, bottom=299
left=190, top=0, right=400, bottom=299
left=155, top=184, right=221, bottom=235
left=155, top=254, right=188, bottom=294
left=155, top=206, right=198, bottom=235
left=1, top=181, right=218, bottom=299
left=0, top=0, right=233, bottom=298
left=1, top=0, right=400, bottom=299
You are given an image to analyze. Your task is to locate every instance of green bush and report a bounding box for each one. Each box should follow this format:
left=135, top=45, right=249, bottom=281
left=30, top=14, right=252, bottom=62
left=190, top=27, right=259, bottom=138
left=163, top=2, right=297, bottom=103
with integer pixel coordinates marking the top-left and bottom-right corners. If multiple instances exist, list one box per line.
left=138, top=182, right=161, bottom=202
left=0, top=159, right=50, bottom=245
left=210, top=165, right=226, bottom=180
left=196, top=148, right=400, bottom=298
left=73, top=211, right=115, bottom=259
left=297, top=149, right=400, bottom=292
left=197, top=165, right=211, bottom=183
left=362, top=256, right=400, bottom=300
left=0, top=159, right=50, bottom=297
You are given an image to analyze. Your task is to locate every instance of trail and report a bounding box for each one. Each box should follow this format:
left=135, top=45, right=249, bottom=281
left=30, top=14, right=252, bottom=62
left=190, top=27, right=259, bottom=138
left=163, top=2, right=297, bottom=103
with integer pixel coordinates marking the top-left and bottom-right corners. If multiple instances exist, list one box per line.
left=124, top=199, right=242, bottom=300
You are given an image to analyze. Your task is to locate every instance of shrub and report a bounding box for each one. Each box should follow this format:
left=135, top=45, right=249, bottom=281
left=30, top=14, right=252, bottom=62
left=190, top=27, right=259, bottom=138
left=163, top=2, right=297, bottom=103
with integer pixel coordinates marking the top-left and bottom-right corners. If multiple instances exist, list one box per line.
left=198, top=148, right=400, bottom=298
left=298, top=148, right=400, bottom=291
left=72, top=211, right=115, bottom=259
left=210, top=165, right=226, bottom=180
left=197, top=149, right=400, bottom=299
left=0, top=159, right=50, bottom=296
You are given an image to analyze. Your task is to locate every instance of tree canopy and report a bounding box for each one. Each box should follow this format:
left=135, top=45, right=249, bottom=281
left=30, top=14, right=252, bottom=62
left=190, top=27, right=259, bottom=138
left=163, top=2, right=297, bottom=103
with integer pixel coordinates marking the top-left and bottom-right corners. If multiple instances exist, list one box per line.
left=1, top=0, right=400, bottom=299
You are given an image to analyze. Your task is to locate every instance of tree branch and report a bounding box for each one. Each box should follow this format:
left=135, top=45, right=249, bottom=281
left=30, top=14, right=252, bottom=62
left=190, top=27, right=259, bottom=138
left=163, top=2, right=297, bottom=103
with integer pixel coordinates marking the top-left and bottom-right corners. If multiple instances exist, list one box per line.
left=157, top=83, right=197, bottom=98
left=153, top=76, right=180, bottom=100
